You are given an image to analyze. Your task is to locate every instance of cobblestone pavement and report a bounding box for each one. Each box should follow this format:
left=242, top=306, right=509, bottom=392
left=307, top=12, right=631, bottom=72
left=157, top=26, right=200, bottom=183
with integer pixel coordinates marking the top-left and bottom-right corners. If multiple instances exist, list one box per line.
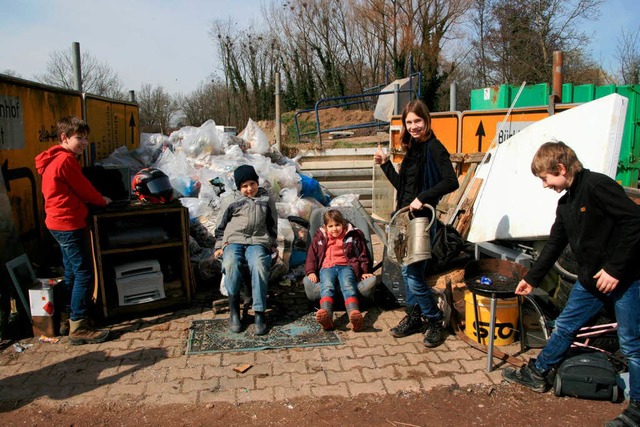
left=0, top=269, right=538, bottom=409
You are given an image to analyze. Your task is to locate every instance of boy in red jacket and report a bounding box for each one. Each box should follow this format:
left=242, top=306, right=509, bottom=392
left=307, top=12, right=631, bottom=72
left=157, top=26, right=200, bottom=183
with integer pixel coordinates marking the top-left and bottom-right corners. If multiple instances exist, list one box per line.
left=305, top=209, right=373, bottom=331
left=35, top=116, right=111, bottom=345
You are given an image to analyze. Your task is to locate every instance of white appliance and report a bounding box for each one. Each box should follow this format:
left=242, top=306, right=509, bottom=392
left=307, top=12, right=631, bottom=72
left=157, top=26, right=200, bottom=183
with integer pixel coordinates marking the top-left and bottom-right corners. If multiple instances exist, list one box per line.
left=114, top=260, right=165, bottom=306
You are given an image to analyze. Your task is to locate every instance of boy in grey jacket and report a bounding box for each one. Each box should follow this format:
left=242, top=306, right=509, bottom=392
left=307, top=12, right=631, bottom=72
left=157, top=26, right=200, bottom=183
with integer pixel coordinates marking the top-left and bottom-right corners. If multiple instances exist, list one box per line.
left=214, top=165, right=278, bottom=335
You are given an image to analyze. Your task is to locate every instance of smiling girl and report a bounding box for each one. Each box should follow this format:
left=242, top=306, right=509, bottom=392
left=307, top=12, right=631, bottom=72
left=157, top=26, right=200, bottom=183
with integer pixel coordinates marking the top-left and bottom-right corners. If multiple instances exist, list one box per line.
left=374, top=99, right=459, bottom=348
left=305, top=209, right=373, bottom=332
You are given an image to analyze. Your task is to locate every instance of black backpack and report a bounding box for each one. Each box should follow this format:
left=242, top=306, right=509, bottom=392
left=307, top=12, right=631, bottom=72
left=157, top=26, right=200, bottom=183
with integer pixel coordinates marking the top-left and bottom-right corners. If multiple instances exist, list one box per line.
left=428, top=220, right=465, bottom=273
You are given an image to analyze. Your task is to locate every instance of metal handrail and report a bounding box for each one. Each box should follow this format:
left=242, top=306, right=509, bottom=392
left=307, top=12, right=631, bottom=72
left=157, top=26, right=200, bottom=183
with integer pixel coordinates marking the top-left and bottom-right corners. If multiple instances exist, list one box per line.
left=293, top=72, right=421, bottom=146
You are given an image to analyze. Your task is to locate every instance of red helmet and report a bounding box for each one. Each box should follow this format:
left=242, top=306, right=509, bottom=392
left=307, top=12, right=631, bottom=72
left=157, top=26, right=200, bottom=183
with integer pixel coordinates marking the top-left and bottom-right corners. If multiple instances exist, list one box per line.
left=131, top=167, right=174, bottom=203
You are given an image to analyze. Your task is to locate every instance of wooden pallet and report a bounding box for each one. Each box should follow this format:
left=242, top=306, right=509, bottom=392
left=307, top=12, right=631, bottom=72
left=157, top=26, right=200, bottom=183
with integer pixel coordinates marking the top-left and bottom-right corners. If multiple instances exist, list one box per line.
left=437, top=152, right=486, bottom=239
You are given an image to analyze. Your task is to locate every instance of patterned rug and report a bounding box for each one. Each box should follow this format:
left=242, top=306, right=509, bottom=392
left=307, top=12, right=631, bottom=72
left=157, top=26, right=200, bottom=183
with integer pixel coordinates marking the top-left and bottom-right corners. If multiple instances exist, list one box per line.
left=187, top=312, right=342, bottom=354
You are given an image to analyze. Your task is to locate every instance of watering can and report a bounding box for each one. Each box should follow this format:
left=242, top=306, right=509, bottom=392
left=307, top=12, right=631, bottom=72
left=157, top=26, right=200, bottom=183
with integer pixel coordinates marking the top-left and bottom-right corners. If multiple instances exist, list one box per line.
left=387, top=203, right=436, bottom=266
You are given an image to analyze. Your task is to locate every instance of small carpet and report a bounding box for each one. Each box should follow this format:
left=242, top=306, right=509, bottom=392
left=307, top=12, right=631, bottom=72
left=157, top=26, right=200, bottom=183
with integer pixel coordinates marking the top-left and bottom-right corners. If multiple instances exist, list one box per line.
left=187, top=313, right=342, bottom=354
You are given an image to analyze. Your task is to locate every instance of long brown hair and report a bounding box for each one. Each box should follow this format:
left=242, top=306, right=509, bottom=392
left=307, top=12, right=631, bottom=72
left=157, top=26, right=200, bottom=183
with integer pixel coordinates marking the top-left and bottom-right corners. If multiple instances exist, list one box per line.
left=399, top=100, right=432, bottom=149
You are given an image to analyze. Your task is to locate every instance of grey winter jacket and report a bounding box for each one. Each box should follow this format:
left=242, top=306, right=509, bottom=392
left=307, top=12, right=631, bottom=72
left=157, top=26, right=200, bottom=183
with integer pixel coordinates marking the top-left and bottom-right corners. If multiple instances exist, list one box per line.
left=214, top=187, right=278, bottom=251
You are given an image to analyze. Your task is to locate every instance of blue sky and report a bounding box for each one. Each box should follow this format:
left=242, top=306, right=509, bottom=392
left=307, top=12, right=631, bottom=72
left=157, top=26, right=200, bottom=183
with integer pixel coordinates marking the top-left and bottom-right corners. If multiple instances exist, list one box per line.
left=1, top=0, right=262, bottom=94
left=1, top=0, right=639, bottom=96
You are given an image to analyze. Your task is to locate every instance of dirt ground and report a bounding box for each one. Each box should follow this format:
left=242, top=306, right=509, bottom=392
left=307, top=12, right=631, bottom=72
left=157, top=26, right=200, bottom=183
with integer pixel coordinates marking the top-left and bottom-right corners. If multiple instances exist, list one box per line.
left=0, top=383, right=623, bottom=426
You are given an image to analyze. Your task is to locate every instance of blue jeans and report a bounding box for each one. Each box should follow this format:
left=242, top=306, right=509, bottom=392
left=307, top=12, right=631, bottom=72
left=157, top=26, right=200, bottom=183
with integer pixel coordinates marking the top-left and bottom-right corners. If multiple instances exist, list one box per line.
left=535, top=280, right=640, bottom=400
left=319, top=265, right=358, bottom=301
left=49, top=228, right=94, bottom=321
left=222, top=244, right=271, bottom=312
left=402, top=259, right=442, bottom=321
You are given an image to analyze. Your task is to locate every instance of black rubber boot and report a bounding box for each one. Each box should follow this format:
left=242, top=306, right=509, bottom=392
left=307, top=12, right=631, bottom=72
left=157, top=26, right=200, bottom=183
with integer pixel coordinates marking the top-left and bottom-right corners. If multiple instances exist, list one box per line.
left=390, top=304, right=423, bottom=338
left=254, top=311, right=268, bottom=336
left=228, top=295, right=242, bottom=333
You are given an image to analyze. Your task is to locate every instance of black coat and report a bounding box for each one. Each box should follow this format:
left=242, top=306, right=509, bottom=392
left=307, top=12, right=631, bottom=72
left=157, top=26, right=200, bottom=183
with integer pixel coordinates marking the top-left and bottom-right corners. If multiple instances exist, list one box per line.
left=525, top=169, right=640, bottom=292
left=380, top=133, right=459, bottom=216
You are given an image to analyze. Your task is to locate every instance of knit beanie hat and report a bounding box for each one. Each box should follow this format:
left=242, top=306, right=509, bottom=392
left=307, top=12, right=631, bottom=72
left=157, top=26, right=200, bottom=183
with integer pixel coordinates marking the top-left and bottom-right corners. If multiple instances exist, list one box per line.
left=234, top=164, right=259, bottom=188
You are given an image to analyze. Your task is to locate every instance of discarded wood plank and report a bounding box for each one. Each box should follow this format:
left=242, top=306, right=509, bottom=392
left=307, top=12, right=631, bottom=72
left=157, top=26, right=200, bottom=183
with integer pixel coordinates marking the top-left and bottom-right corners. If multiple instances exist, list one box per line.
left=463, top=152, right=486, bottom=163
left=454, top=178, right=483, bottom=238
left=233, top=364, right=253, bottom=373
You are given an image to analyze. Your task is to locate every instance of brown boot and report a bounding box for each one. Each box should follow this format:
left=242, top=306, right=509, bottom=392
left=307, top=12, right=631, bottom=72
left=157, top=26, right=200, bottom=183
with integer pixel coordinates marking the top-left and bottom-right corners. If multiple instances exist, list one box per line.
left=69, top=319, right=110, bottom=345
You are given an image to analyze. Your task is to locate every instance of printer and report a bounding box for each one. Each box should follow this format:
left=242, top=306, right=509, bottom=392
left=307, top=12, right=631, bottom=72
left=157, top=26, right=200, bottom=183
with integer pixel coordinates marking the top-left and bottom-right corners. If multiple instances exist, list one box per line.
left=114, top=260, right=165, bottom=306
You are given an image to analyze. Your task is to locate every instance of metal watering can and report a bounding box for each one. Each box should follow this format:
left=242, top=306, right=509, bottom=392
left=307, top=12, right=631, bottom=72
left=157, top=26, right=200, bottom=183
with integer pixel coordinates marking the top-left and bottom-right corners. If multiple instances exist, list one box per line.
left=388, top=204, right=436, bottom=266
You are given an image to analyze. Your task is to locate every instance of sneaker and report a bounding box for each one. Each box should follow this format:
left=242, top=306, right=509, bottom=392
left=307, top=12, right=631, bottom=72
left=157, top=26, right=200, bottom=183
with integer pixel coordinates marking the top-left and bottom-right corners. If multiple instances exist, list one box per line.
left=316, top=309, right=334, bottom=331
left=390, top=305, right=423, bottom=338
left=423, top=319, right=445, bottom=348
left=349, top=310, right=364, bottom=332
left=502, top=360, right=548, bottom=393
left=605, top=399, right=640, bottom=427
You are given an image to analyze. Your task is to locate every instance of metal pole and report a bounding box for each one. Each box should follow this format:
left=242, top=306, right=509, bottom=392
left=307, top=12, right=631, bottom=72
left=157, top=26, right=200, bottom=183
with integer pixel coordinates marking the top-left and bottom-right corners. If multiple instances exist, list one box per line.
left=275, top=71, right=281, bottom=152
left=72, top=42, right=82, bottom=92
left=450, top=82, right=457, bottom=112
left=393, top=83, right=400, bottom=115
left=552, top=51, right=564, bottom=101
left=486, top=295, right=498, bottom=372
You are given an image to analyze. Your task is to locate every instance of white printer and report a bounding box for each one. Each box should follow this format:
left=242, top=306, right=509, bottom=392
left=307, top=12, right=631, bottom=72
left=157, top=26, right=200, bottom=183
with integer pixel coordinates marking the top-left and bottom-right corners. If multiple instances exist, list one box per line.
left=114, top=260, right=165, bottom=306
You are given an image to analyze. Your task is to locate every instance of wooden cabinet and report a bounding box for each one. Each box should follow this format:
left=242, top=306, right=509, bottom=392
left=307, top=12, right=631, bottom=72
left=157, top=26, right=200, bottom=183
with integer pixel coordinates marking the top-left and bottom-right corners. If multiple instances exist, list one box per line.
left=91, top=203, right=193, bottom=318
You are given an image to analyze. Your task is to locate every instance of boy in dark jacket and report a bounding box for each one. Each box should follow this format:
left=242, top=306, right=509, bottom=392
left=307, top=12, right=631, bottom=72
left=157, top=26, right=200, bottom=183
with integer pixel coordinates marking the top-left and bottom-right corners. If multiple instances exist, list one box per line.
left=214, top=165, right=277, bottom=335
left=501, top=141, right=640, bottom=427
left=305, top=209, right=373, bottom=332
left=35, top=116, right=111, bottom=345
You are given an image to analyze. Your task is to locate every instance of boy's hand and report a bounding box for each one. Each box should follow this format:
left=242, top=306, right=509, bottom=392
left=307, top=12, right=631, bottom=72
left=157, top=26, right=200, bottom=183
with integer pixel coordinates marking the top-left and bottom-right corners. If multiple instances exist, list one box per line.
left=308, top=273, right=318, bottom=283
left=594, top=269, right=619, bottom=294
left=514, top=279, right=533, bottom=295
left=361, top=273, right=373, bottom=280
left=213, top=249, right=223, bottom=259
left=103, top=196, right=112, bottom=205
left=374, top=142, right=388, bottom=165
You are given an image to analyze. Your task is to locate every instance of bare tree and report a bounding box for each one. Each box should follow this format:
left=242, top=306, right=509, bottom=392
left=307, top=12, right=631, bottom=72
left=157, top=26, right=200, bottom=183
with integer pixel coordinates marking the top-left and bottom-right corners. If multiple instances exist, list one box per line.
left=176, top=78, right=236, bottom=127
left=1, top=69, right=21, bottom=78
left=616, top=27, right=640, bottom=85
left=35, top=47, right=126, bottom=99
left=470, top=0, right=604, bottom=86
left=137, top=83, right=178, bottom=134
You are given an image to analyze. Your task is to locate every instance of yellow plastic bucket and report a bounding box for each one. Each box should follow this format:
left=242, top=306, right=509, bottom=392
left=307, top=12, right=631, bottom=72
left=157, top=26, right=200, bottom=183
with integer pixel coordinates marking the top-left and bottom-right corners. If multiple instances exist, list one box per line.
left=464, top=291, right=518, bottom=346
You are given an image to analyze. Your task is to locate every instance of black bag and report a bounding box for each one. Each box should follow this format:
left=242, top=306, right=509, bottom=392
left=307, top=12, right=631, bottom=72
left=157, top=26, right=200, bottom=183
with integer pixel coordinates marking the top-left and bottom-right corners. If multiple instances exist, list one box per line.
left=428, top=220, right=465, bottom=273
left=553, top=351, right=619, bottom=401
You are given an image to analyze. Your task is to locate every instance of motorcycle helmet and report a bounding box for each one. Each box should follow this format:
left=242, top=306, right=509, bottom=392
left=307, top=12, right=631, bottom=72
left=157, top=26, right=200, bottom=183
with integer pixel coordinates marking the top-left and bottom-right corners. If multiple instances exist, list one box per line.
left=131, top=167, right=174, bottom=203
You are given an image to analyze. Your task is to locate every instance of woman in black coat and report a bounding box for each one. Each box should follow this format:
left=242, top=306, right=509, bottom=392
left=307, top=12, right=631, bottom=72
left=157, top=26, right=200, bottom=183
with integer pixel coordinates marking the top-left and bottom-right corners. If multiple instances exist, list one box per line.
left=374, top=99, right=459, bottom=348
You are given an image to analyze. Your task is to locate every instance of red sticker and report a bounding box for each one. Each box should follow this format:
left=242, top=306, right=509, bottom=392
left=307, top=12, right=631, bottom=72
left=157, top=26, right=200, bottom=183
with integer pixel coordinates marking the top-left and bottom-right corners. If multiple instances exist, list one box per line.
left=42, top=301, right=54, bottom=315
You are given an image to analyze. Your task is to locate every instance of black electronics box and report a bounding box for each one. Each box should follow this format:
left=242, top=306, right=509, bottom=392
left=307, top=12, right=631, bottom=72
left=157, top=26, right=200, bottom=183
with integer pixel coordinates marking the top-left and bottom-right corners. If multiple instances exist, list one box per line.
left=379, top=251, right=407, bottom=306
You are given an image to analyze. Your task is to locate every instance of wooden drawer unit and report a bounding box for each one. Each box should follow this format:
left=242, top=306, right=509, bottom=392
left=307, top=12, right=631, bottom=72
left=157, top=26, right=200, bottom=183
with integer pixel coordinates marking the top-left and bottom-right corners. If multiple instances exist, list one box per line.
left=91, top=203, right=193, bottom=318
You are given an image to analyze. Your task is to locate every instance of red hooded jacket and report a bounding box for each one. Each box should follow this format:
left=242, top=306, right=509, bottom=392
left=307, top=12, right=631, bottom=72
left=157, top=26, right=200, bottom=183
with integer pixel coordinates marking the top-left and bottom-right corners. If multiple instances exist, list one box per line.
left=35, top=145, right=106, bottom=231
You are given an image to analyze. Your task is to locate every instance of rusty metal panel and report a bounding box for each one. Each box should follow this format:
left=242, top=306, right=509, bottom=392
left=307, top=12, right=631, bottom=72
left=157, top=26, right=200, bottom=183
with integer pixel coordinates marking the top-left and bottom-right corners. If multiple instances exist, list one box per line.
left=85, top=95, right=139, bottom=164
left=0, top=75, right=82, bottom=253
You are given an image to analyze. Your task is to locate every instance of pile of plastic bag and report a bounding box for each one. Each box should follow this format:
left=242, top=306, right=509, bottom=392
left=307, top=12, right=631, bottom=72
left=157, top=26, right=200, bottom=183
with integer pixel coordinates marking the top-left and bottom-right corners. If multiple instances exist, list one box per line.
left=100, top=117, right=333, bottom=287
